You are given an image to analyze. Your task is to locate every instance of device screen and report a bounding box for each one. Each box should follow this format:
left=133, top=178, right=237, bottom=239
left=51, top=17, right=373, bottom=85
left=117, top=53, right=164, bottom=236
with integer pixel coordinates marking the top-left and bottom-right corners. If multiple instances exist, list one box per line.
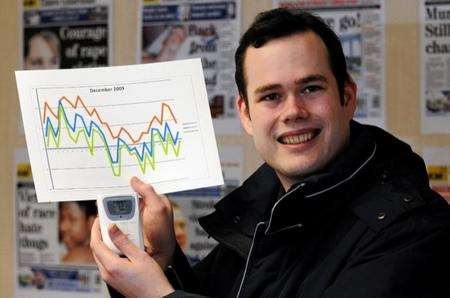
left=107, top=199, right=133, bottom=215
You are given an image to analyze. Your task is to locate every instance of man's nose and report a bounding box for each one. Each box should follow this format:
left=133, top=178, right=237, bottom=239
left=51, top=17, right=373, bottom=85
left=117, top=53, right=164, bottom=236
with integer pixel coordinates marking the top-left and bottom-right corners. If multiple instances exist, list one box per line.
left=281, top=96, right=309, bottom=123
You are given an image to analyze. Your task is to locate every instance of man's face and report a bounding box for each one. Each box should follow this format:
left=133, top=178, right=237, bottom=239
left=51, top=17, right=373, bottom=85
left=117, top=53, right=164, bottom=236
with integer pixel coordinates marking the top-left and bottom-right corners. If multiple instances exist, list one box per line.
left=237, top=31, right=356, bottom=190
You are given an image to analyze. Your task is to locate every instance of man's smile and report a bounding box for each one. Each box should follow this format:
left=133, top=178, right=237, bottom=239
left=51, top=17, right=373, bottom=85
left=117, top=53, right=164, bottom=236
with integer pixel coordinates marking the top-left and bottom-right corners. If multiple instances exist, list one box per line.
left=277, top=129, right=321, bottom=145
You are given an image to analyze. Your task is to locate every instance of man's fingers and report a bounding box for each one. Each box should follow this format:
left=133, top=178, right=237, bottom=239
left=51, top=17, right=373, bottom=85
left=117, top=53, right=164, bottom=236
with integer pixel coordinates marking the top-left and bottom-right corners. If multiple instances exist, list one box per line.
left=90, top=219, right=128, bottom=270
left=92, top=250, right=111, bottom=282
left=108, top=224, right=144, bottom=263
left=130, top=176, right=159, bottom=205
left=91, top=217, right=101, bottom=241
left=159, top=194, right=172, bottom=210
left=130, top=177, right=171, bottom=211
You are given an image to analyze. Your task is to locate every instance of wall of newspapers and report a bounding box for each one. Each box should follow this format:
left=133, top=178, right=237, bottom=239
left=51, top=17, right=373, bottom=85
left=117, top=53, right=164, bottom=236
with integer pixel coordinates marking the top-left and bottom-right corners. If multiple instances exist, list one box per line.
left=0, top=0, right=450, bottom=297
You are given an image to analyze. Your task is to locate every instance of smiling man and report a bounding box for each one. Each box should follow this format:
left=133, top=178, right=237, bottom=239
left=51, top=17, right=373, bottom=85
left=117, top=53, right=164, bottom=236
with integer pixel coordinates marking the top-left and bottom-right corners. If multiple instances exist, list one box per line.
left=90, top=8, right=450, bottom=298
left=238, top=30, right=357, bottom=190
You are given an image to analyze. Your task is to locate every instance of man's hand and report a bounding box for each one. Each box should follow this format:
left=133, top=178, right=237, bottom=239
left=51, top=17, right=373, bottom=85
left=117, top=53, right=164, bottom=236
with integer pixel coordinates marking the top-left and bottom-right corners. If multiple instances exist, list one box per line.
left=131, top=177, right=177, bottom=269
left=90, top=218, right=174, bottom=297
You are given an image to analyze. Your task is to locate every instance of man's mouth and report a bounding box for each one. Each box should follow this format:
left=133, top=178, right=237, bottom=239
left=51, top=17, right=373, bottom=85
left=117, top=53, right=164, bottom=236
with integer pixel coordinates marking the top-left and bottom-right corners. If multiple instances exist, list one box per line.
left=278, top=129, right=320, bottom=145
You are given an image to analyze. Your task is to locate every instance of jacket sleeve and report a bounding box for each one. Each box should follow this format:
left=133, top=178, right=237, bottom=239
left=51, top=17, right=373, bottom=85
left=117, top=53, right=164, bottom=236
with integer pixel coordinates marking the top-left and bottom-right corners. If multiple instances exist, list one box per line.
left=163, top=244, right=203, bottom=293
left=162, top=244, right=217, bottom=298
left=163, top=242, right=245, bottom=298
left=322, top=223, right=450, bottom=298
left=164, top=290, right=209, bottom=298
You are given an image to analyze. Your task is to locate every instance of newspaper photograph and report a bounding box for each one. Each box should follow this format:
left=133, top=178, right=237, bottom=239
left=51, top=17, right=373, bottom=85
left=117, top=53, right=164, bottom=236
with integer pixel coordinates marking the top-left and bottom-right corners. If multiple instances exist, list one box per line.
left=421, top=0, right=450, bottom=133
left=138, top=0, right=241, bottom=135
left=14, top=149, right=104, bottom=297
left=274, top=0, right=386, bottom=128
left=424, top=147, right=450, bottom=203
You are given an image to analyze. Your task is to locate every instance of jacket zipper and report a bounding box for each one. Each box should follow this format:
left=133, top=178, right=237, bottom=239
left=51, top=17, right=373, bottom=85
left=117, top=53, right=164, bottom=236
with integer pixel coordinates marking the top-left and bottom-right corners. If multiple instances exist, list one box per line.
left=236, top=221, right=265, bottom=298
left=265, top=143, right=377, bottom=235
left=236, top=143, right=377, bottom=297
left=265, top=182, right=306, bottom=235
left=305, top=144, right=377, bottom=199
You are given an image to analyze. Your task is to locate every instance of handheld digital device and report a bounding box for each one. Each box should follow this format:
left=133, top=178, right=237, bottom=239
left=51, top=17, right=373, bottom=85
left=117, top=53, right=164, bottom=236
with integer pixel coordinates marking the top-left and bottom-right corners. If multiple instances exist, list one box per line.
left=97, top=194, right=144, bottom=255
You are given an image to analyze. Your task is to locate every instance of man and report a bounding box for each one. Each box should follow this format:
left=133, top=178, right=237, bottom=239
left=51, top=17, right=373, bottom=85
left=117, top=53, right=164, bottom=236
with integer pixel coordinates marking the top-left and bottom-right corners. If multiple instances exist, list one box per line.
left=90, top=8, right=450, bottom=297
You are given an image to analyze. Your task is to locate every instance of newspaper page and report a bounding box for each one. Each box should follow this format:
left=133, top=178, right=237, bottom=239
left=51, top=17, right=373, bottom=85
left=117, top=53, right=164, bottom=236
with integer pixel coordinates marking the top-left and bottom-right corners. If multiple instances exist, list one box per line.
left=138, top=0, right=241, bottom=135
left=169, top=145, right=244, bottom=264
left=20, top=0, right=112, bottom=69
left=13, top=149, right=106, bottom=298
left=421, top=0, right=450, bottom=133
left=274, top=0, right=386, bottom=128
left=424, top=147, right=450, bottom=203
left=18, top=0, right=113, bottom=136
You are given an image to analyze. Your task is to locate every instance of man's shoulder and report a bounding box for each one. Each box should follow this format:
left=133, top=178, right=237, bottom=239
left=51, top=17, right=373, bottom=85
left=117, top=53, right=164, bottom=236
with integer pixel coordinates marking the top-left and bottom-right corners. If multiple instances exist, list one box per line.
left=349, top=121, right=450, bottom=233
left=349, top=180, right=450, bottom=235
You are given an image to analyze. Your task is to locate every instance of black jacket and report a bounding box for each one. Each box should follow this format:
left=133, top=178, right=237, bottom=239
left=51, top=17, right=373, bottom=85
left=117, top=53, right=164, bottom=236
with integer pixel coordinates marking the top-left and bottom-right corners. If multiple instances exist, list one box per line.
left=167, top=122, right=450, bottom=298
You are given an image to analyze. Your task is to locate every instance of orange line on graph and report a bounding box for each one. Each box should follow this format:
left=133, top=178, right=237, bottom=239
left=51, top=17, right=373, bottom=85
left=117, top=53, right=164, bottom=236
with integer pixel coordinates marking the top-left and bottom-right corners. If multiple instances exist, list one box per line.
left=42, top=96, right=178, bottom=145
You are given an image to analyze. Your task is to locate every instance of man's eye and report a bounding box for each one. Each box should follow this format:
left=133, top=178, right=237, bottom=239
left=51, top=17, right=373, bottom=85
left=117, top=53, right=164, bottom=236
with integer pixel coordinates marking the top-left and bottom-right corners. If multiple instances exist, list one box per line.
left=261, top=93, right=280, bottom=101
left=302, top=85, right=322, bottom=94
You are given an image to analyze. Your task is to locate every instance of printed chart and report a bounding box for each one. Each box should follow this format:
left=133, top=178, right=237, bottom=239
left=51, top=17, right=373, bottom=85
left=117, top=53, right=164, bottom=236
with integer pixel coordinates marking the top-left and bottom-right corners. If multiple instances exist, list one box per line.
left=17, top=59, right=223, bottom=202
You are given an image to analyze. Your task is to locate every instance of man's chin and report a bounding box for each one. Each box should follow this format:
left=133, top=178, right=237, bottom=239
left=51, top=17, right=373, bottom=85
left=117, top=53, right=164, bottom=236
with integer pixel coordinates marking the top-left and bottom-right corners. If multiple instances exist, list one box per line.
left=273, top=165, right=316, bottom=188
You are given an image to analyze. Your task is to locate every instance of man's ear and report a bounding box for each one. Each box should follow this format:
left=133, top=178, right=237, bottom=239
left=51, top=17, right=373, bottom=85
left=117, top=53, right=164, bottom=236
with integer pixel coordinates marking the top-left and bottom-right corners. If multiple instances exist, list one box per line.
left=236, top=94, right=254, bottom=136
left=343, top=78, right=357, bottom=119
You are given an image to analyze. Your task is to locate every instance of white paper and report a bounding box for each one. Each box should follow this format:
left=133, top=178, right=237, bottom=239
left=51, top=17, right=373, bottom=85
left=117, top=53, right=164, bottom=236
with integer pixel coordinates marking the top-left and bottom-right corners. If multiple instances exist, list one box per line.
left=420, top=0, right=450, bottom=133
left=16, top=59, right=224, bottom=202
left=274, top=0, right=386, bottom=128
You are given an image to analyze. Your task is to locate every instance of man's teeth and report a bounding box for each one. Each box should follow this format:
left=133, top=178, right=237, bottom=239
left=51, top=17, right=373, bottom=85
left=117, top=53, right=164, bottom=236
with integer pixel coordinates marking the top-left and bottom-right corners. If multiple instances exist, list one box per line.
left=281, top=132, right=314, bottom=144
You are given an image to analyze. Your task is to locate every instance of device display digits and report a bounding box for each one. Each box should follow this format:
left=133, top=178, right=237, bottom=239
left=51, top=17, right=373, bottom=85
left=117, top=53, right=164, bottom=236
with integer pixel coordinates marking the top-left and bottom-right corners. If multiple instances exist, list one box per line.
left=97, top=194, right=144, bottom=254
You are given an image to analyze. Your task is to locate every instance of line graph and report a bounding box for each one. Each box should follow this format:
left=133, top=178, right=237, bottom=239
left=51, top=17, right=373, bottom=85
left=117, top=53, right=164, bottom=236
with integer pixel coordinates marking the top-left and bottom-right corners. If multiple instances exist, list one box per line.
left=17, top=59, right=223, bottom=201
left=32, top=77, right=210, bottom=192
left=41, top=96, right=182, bottom=176
left=42, top=96, right=179, bottom=144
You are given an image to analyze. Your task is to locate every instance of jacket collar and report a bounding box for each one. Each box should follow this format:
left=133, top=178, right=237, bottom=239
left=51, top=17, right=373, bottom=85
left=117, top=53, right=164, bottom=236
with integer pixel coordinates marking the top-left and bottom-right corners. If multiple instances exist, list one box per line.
left=198, top=163, right=280, bottom=257
left=264, top=121, right=378, bottom=234
left=199, top=122, right=381, bottom=255
left=204, top=163, right=281, bottom=237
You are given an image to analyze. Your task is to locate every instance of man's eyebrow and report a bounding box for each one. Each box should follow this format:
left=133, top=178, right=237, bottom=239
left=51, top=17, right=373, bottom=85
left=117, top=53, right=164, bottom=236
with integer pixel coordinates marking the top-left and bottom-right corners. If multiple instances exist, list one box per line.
left=253, top=75, right=328, bottom=94
left=253, top=84, right=282, bottom=94
left=295, top=74, right=328, bottom=85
